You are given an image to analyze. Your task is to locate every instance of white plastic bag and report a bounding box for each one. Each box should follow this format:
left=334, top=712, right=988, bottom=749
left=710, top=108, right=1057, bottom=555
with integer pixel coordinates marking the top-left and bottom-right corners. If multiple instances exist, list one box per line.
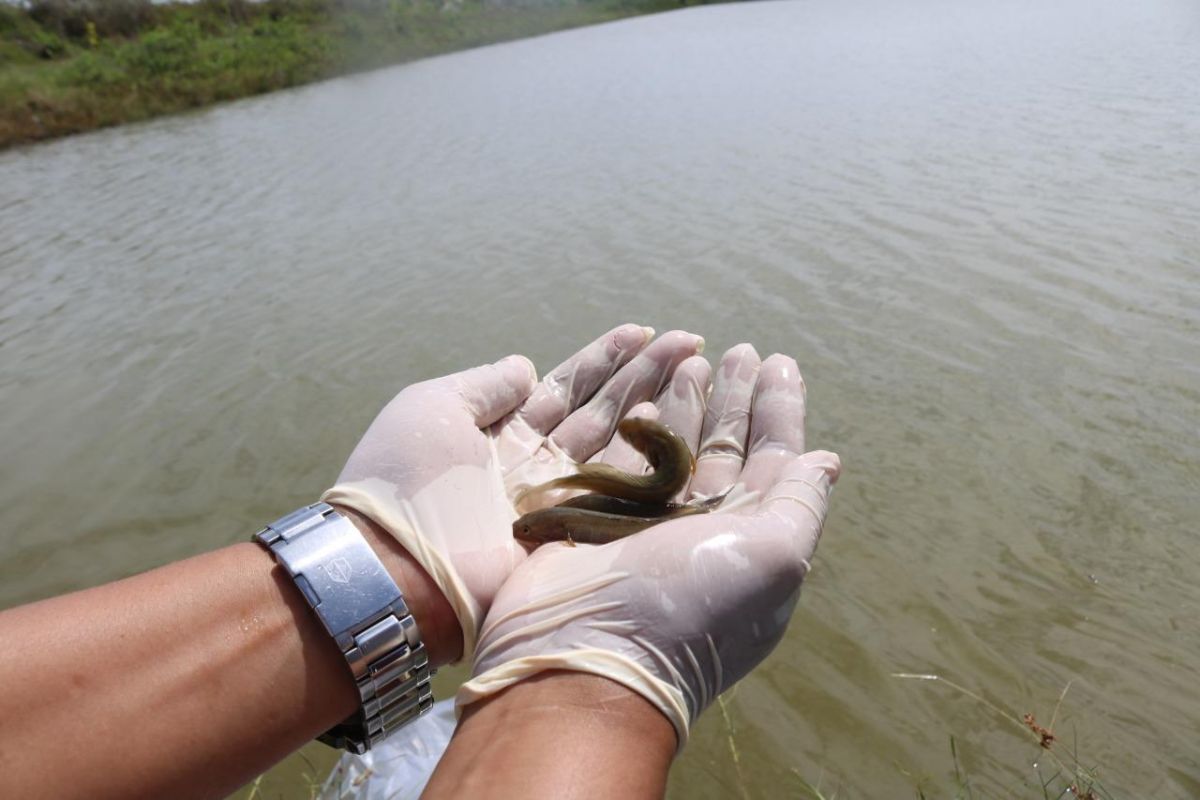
left=319, top=699, right=457, bottom=800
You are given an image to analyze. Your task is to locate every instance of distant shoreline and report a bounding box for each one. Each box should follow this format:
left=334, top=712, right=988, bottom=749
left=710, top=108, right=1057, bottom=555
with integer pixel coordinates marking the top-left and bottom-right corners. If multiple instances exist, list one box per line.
left=0, top=0, right=709, bottom=150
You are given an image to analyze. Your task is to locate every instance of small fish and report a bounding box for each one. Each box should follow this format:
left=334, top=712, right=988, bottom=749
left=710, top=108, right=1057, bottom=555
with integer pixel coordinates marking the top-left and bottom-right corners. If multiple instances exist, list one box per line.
left=515, top=417, right=694, bottom=508
left=513, top=501, right=712, bottom=546
left=513, top=419, right=720, bottom=545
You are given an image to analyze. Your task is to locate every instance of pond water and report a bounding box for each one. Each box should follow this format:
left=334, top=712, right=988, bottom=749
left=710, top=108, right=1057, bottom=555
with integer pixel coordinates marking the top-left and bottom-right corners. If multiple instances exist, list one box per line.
left=2, top=0, right=1197, bottom=795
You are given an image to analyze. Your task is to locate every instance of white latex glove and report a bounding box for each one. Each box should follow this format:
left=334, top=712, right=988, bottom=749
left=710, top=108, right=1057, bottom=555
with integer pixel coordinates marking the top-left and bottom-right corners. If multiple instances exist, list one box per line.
left=456, top=350, right=841, bottom=748
left=322, top=325, right=705, bottom=659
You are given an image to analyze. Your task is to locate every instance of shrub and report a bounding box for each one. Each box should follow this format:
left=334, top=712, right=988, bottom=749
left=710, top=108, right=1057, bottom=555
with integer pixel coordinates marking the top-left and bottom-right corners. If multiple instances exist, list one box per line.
left=0, top=5, right=22, bottom=36
left=1, top=4, right=71, bottom=60
left=197, top=0, right=255, bottom=25
left=57, top=50, right=126, bottom=87
left=116, top=21, right=200, bottom=77
left=27, top=0, right=157, bottom=40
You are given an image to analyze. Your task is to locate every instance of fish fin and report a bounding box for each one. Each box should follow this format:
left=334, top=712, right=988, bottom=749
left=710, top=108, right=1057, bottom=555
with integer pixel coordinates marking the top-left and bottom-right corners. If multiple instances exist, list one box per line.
left=695, top=491, right=731, bottom=510
left=514, top=475, right=582, bottom=509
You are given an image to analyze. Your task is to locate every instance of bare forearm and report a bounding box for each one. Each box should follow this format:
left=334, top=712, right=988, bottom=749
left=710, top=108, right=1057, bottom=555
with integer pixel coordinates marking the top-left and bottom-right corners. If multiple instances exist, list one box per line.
left=424, top=672, right=676, bottom=800
left=0, top=510, right=460, bottom=800
left=0, top=543, right=326, bottom=798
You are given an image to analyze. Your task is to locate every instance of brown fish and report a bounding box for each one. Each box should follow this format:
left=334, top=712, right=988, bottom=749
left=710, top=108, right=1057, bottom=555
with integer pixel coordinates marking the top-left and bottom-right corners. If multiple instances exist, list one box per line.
left=512, top=501, right=712, bottom=546
left=513, top=419, right=719, bottom=545
left=515, top=417, right=694, bottom=508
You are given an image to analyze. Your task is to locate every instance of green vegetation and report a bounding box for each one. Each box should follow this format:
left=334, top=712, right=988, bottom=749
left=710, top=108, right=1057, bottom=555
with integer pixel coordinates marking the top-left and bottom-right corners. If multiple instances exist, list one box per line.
left=0, top=0, right=713, bottom=148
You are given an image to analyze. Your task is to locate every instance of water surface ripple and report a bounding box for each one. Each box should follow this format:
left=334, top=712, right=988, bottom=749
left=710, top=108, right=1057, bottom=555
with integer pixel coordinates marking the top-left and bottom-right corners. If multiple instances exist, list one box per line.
left=2, top=0, right=1198, bottom=795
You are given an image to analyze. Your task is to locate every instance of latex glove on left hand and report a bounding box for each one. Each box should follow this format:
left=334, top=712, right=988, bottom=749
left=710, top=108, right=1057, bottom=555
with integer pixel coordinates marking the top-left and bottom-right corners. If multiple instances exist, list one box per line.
left=323, top=326, right=704, bottom=660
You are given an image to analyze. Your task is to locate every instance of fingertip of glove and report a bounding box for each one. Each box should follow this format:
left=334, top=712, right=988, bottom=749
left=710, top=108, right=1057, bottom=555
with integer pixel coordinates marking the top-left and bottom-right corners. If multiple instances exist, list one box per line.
left=758, top=353, right=802, bottom=382
left=725, top=342, right=759, bottom=360
left=601, top=324, right=654, bottom=358
left=799, top=450, right=842, bottom=483
left=719, top=344, right=762, bottom=381
left=498, top=354, right=538, bottom=392
left=654, top=329, right=705, bottom=356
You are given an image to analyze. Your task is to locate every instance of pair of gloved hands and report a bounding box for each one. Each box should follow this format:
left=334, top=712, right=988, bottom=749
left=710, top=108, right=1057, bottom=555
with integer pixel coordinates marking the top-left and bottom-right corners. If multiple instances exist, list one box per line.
left=322, top=324, right=840, bottom=748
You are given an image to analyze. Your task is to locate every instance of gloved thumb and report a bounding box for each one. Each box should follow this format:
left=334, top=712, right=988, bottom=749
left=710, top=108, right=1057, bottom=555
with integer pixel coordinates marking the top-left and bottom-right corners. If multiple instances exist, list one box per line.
left=452, top=355, right=538, bottom=427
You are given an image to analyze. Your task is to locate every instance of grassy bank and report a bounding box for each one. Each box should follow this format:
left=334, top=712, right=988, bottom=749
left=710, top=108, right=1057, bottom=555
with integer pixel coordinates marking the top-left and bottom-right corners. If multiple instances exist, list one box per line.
left=0, top=0, right=711, bottom=149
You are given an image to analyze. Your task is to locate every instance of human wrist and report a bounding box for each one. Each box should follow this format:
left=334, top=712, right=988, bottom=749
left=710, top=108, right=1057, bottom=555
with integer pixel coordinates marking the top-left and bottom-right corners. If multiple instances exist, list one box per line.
left=425, top=671, right=676, bottom=799
left=328, top=503, right=463, bottom=666
left=461, top=670, right=677, bottom=741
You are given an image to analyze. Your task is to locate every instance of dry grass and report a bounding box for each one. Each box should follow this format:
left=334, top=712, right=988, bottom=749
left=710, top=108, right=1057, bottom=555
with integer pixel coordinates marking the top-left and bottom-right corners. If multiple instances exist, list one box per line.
left=893, top=673, right=1114, bottom=799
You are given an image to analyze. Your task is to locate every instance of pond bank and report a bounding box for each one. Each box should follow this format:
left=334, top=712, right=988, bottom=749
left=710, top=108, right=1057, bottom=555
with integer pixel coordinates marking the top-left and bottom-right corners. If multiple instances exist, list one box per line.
left=0, top=0, right=707, bottom=150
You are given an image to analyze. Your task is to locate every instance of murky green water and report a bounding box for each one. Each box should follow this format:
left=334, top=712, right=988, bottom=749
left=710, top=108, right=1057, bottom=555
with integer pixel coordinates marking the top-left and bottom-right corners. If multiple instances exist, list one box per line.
left=2, top=0, right=1197, bottom=796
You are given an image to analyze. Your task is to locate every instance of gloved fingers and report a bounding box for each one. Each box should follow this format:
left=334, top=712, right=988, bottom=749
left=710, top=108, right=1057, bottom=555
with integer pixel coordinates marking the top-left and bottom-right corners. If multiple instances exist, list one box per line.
left=747, top=354, right=807, bottom=455
left=691, top=344, right=760, bottom=500
left=453, top=354, right=539, bottom=428
left=654, top=355, right=711, bottom=450
left=752, top=451, right=842, bottom=568
left=548, top=330, right=704, bottom=463
left=733, top=354, right=807, bottom=495
left=511, top=324, right=652, bottom=438
left=596, top=402, right=659, bottom=472
left=652, top=356, right=712, bottom=501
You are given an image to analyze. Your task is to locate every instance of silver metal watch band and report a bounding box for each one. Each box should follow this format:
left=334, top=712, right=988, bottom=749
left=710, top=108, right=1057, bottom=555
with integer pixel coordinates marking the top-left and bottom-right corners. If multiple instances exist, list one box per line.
left=255, top=502, right=433, bottom=754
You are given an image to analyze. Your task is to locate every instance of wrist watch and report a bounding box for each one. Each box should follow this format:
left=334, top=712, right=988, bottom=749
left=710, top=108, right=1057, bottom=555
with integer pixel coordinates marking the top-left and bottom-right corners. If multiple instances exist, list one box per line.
left=254, top=502, right=433, bottom=753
